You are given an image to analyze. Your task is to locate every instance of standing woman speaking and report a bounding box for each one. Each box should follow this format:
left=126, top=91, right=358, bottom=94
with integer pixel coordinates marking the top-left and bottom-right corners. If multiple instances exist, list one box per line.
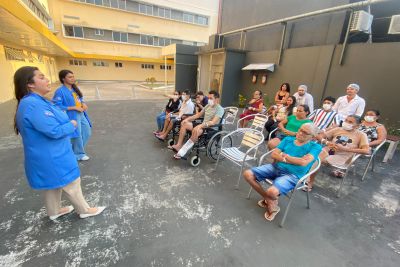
left=53, top=70, right=92, bottom=161
left=14, top=66, right=105, bottom=220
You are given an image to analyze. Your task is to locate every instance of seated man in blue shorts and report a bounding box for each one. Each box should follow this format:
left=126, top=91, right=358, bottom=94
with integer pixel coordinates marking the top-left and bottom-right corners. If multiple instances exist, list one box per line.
left=243, top=123, right=322, bottom=221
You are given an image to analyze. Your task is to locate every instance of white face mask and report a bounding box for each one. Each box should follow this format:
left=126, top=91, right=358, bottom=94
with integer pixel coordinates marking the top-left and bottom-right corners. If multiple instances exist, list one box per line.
left=342, top=122, right=354, bottom=131
left=208, top=99, right=214, bottom=106
left=322, top=103, right=332, bottom=111
left=182, top=95, right=188, bottom=101
left=364, top=116, right=376, bottom=123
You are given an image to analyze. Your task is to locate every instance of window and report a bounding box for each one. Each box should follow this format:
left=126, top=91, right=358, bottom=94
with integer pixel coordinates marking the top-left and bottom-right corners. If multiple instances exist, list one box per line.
left=93, top=61, right=109, bottom=67
left=140, top=35, right=154, bottom=46
left=118, top=0, right=126, bottom=9
left=4, top=46, right=26, bottom=61
left=139, top=3, right=152, bottom=15
left=95, top=29, right=104, bottom=36
left=182, top=40, right=194, bottom=46
left=115, top=62, right=123, bottom=68
left=160, top=65, right=172, bottom=70
left=197, top=16, right=208, bottom=25
left=121, top=32, right=128, bottom=42
left=69, top=59, right=87, bottom=66
left=158, top=7, right=171, bottom=18
left=94, top=0, right=102, bottom=5
left=110, top=0, right=118, bottom=8
left=158, top=38, right=171, bottom=46
left=112, top=31, right=121, bottom=42
left=64, top=25, right=84, bottom=38
left=141, top=64, right=154, bottom=69
left=183, top=13, right=194, bottom=23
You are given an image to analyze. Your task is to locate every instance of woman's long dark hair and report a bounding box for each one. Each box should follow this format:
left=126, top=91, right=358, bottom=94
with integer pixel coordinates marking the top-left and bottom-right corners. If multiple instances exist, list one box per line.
left=280, top=82, right=291, bottom=93
left=287, top=95, right=297, bottom=116
left=59, top=69, right=83, bottom=98
left=14, top=66, right=38, bottom=134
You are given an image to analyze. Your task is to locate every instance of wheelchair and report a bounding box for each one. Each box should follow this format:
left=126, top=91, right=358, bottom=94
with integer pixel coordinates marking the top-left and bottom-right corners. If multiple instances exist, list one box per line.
left=175, top=107, right=238, bottom=166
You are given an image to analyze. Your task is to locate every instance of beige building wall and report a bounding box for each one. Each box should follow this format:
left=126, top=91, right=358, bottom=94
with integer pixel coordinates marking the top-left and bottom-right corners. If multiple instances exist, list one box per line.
left=56, top=57, right=175, bottom=82
left=0, top=43, right=58, bottom=103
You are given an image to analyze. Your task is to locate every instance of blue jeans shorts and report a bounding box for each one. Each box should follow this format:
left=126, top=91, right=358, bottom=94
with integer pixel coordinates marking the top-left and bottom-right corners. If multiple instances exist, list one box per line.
left=251, top=164, right=299, bottom=195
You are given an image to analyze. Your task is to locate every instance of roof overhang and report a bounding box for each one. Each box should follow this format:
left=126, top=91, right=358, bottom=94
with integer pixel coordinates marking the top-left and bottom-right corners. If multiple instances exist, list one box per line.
left=242, top=63, right=275, bottom=72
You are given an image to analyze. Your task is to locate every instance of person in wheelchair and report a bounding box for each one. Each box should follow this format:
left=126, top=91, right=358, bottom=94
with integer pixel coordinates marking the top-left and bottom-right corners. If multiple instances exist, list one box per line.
left=243, top=123, right=322, bottom=221
left=171, top=90, right=224, bottom=159
left=155, top=90, right=195, bottom=141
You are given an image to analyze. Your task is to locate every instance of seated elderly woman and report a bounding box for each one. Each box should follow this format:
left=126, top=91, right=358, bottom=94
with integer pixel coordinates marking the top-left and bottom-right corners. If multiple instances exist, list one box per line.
left=243, top=123, right=322, bottom=221
left=305, top=115, right=370, bottom=191
left=267, top=104, right=312, bottom=150
left=238, top=90, right=264, bottom=128
left=359, top=109, right=387, bottom=148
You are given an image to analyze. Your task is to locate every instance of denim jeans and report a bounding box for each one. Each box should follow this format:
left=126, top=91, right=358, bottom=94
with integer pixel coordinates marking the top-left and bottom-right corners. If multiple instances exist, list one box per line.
left=71, top=112, right=92, bottom=160
left=156, top=111, right=167, bottom=131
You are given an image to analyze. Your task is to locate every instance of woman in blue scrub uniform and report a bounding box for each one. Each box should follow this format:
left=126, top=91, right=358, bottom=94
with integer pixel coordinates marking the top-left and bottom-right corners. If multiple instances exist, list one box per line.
left=14, top=66, right=105, bottom=220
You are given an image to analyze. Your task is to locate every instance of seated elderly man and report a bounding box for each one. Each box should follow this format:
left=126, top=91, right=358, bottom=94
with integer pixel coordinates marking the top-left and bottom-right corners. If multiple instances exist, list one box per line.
left=293, top=85, right=314, bottom=113
left=171, top=90, right=224, bottom=159
left=244, top=123, right=322, bottom=221
left=305, top=115, right=370, bottom=192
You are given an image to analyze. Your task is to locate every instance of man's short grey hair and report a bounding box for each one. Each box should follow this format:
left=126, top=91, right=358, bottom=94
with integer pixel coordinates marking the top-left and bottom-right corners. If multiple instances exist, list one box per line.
left=347, top=83, right=360, bottom=91
left=302, top=123, right=319, bottom=137
left=298, top=85, right=308, bottom=91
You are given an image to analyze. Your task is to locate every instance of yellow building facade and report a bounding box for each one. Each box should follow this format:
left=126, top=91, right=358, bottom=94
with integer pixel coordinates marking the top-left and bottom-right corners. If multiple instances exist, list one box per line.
left=0, top=0, right=219, bottom=102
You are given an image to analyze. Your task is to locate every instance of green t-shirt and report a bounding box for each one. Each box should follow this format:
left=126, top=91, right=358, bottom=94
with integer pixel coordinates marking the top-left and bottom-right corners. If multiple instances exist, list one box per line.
left=286, top=115, right=312, bottom=133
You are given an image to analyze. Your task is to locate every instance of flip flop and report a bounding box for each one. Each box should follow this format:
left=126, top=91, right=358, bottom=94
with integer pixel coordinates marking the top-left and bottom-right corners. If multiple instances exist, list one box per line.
left=167, top=145, right=178, bottom=152
left=155, top=135, right=165, bottom=142
left=332, top=170, right=345, bottom=178
left=264, top=206, right=280, bottom=221
left=153, top=131, right=160, bottom=135
left=173, top=154, right=181, bottom=160
left=257, top=199, right=268, bottom=208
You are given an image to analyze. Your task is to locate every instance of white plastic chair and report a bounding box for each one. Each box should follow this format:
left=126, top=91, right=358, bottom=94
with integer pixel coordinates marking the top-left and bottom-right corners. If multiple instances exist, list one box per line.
left=215, top=128, right=265, bottom=188
left=247, top=149, right=321, bottom=227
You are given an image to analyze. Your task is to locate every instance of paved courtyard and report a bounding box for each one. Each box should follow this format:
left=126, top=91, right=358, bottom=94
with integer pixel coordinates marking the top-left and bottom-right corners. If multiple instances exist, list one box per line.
left=0, top=92, right=399, bottom=266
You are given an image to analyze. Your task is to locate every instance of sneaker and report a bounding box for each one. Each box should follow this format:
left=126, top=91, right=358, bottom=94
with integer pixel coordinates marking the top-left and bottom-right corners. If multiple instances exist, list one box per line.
left=49, top=205, right=74, bottom=221
left=79, top=206, right=106, bottom=219
left=79, top=155, right=90, bottom=161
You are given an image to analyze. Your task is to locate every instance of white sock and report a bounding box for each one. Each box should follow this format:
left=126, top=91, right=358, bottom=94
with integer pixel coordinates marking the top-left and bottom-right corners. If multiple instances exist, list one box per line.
left=177, top=139, right=194, bottom=157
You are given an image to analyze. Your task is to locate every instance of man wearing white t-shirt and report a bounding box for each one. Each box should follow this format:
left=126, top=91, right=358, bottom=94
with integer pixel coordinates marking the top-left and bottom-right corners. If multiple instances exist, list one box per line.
left=333, top=83, right=365, bottom=124
left=293, top=85, right=314, bottom=113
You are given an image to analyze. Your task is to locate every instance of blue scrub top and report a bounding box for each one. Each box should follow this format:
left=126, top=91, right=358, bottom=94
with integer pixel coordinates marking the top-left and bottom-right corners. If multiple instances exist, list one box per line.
left=16, top=93, right=80, bottom=190
left=52, top=85, right=92, bottom=138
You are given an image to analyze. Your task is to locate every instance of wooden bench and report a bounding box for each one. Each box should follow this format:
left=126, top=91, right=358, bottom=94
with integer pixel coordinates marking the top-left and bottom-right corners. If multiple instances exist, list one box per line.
left=383, top=135, right=400, bottom=163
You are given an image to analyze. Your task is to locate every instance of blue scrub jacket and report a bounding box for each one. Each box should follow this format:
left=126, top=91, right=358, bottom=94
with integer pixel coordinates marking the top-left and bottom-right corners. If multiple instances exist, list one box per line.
left=16, top=93, right=80, bottom=190
left=52, top=85, right=92, bottom=138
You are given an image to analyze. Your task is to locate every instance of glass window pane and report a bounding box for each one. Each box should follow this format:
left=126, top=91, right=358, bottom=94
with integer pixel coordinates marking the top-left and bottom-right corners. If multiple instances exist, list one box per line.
left=110, top=0, right=118, bottom=8
left=113, top=31, right=121, bottom=41
left=64, top=25, right=74, bottom=36
left=121, top=33, right=128, bottom=42
left=118, top=0, right=126, bottom=9
left=95, top=0, right=102, bottom=5
left=74, top=26, right=83, bottom=37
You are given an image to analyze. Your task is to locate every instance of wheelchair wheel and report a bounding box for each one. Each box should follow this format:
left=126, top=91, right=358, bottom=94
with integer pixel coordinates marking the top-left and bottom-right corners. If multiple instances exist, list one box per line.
left=167, top=138, right=175, bottom=146
left=190, top=155, right=201, bottom=167
left=206, top=131, right=232, bottom=161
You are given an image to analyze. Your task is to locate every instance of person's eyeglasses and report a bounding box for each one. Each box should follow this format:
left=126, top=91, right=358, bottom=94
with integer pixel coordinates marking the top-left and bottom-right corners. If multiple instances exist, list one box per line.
left=298, top=129, right=312, bottom=136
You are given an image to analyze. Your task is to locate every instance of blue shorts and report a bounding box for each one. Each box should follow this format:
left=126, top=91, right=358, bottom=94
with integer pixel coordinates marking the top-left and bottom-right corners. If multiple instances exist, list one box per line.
left=250, top=164, right=299, bottom=195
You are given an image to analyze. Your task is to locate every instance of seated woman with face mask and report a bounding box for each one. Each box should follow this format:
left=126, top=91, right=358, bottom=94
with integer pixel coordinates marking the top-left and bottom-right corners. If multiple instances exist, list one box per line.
left=359, top=109, right=387, bottom=148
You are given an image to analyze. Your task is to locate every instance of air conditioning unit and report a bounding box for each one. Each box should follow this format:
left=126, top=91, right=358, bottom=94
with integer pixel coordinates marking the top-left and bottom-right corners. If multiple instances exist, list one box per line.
left=388, top=15, right=400, bottom=34
left=350, top=10, right=373, bottom=33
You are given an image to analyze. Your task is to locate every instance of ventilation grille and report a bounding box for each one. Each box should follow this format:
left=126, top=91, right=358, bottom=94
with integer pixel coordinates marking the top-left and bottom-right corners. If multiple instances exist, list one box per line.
left=350, top=10, right=373, bottom=33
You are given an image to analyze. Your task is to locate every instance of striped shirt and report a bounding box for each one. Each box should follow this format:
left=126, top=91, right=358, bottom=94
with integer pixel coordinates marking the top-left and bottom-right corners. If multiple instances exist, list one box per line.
left=308, top=109, right=339, bottom=130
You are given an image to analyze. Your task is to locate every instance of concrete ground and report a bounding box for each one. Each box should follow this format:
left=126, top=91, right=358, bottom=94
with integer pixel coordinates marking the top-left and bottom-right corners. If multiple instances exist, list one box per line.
left=0, top=93, right=399, bottom=266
